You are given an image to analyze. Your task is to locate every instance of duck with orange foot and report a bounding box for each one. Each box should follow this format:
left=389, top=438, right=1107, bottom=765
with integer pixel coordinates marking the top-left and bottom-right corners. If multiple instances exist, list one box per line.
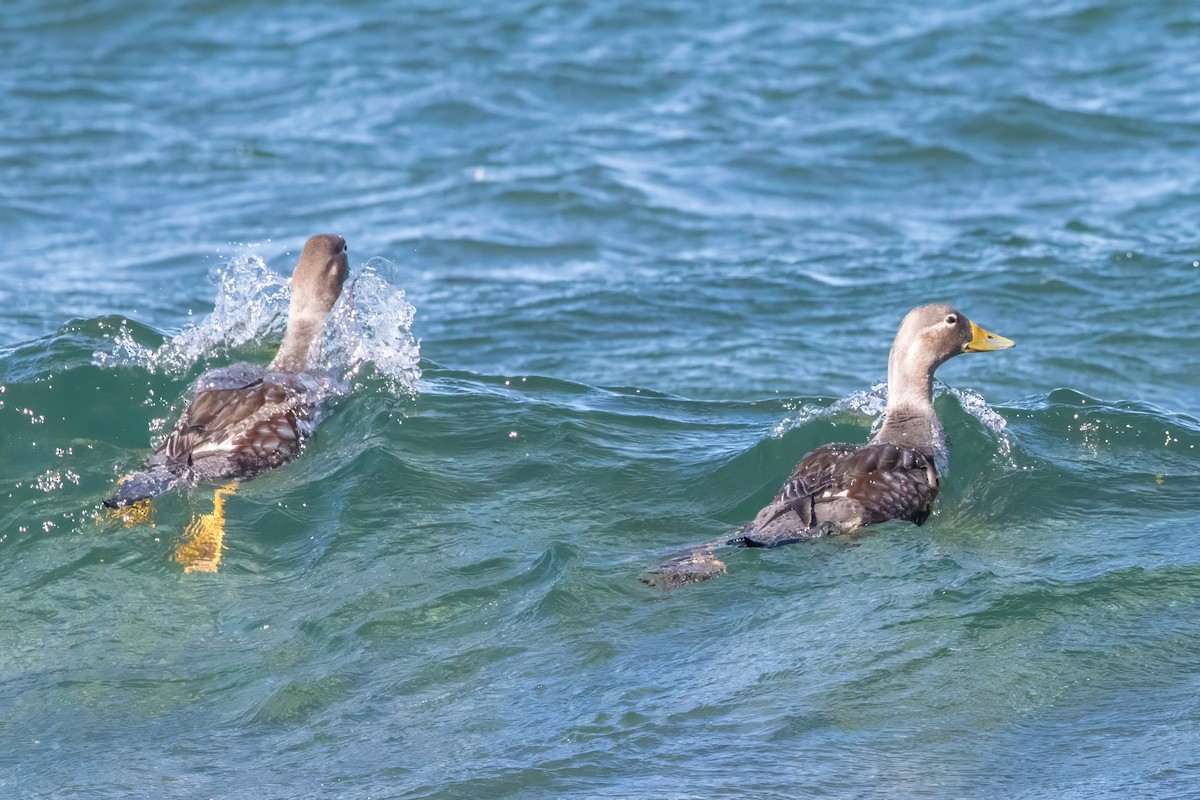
left=105, top=234, right=350, bottom=571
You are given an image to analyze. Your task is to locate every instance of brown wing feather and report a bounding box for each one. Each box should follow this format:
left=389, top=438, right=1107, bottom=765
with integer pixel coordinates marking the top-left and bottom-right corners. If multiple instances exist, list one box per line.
left=155, top=378, right=305, bottom=475
left=833, top=445, right=938, bottom=527
left=740, top=443, right=938, bottom=546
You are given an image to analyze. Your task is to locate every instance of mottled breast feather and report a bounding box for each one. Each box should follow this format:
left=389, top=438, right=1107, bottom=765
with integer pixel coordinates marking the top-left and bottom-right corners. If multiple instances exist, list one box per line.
left=740, top=442, right=938, bottom=546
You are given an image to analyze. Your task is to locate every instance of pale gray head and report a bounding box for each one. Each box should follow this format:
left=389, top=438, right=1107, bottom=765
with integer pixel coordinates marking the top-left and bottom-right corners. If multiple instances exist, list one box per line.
left=270, top=234, right=349, bottom=372
left=890, top=303, right=1014, bottom=379
left=288, top=234, right=349, bottom=319
left=876, top=303, right=1014, bottom=451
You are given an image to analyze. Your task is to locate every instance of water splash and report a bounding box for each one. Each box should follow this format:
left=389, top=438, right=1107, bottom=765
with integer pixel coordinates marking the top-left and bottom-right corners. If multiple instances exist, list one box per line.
left=315, top=257, right=421, bottom=396
left=94, top=251, right=420, bottom=395
left=770, top=382, right=889, bottom=438
left=771, top=381, right=1015, bottom=464
left=945, top=384, right=1014, bottom=462
left=94, top=252, right=289, bottom=372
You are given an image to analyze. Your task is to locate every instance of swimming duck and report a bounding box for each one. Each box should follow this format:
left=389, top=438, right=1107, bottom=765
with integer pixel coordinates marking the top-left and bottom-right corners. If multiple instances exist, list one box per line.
left=735, top=303, right=1014, bottom=547
left=105, top=233, right=349, bottom=510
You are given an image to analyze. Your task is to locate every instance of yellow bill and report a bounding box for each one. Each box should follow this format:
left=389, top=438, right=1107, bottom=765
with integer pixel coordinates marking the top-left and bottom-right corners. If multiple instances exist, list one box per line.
left=965, top=320, right=1015, bottom=352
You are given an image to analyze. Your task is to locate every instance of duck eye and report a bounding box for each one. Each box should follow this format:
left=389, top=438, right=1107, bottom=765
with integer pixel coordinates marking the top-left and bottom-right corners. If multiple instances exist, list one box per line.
left=944, top=314, right=957, bottom=326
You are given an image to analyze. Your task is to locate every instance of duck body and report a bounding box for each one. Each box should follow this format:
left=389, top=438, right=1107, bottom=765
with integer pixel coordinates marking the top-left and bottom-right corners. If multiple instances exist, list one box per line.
left=105, top=234, right=348, bottom=508
left=105, top=365, right=323, bottom=507
left=736, top=303, right=1013, bottom=548
left=736, top=442, right=938, bottom=547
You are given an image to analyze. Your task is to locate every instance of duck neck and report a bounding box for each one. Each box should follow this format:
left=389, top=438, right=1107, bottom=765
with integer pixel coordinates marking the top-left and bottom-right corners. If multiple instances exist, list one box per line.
left=874, top=346, right=940, bottom=453
left=269, top=312, right=325, bottom=373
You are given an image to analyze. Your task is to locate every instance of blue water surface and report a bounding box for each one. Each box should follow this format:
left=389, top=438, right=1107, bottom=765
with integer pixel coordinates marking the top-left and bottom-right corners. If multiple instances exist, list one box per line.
left=2, top=1, right=1199, bottom=798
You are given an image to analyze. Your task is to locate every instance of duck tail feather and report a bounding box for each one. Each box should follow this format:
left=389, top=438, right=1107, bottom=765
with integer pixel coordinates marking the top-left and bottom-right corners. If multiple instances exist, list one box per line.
left=104, top=466, right=181, bottom=508
left=732, top=499, right=818, bottom=547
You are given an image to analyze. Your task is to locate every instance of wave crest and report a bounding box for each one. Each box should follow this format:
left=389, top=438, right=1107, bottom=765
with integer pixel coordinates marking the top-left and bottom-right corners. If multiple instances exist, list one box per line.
left=771, top=381, right=1014, bottom=462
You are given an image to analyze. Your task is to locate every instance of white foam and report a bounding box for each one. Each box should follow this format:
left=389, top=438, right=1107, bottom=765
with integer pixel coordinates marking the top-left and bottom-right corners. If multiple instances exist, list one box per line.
left=771, top=381, right=1015, bottom=464
left=770, top=382, right=888, bottom=438
left=94, top=251, right=421, bottom=397
left=94, top=251, right=289, bottom=373
left=945, top=384, right=1014, bottom=463
left=315, top=256, right=421, bottom=396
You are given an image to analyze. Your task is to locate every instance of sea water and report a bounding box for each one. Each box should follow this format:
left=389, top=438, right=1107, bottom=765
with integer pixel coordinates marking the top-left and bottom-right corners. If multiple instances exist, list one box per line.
left=2, top=1, right=1199, bottom=797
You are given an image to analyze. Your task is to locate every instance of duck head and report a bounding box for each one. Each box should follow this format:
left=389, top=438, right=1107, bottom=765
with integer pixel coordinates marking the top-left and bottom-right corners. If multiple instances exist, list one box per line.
left=886, top=303, right=1014, bottom=409
left=270, top=234, right=350, bottom=372
left=288, top=234, right=349, bottom=320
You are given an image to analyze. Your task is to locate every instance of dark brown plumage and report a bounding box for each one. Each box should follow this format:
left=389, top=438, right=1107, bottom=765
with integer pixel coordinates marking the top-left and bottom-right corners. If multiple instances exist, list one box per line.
left=735, top=303, right=1013, bottom=547
left=735, top=443, right=938, bottom=547
left=105, top=234, right=348, bottom=508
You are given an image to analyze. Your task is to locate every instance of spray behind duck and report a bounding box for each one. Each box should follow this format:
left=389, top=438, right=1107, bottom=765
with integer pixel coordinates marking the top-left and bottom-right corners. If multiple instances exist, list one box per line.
left=105, top=234, right=349, bottom=509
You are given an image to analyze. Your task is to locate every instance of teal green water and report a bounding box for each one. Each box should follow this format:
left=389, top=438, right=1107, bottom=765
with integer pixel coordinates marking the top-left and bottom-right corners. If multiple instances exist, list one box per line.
left=3, top=1, right=1200, bottom=797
